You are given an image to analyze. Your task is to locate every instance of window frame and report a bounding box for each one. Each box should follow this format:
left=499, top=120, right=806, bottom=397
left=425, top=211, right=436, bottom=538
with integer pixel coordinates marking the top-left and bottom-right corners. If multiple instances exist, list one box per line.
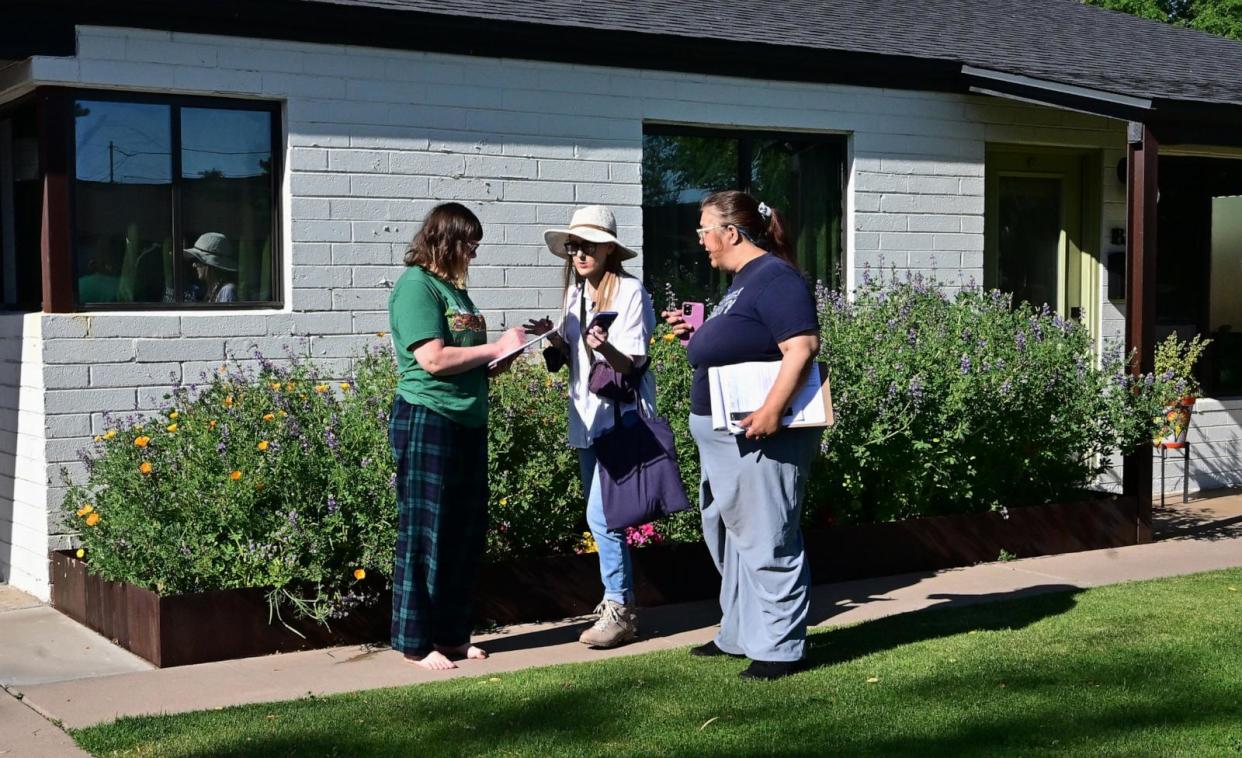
left=641, top=123, right=847, bottom=295
left=65, top=88, right=283, bottom=311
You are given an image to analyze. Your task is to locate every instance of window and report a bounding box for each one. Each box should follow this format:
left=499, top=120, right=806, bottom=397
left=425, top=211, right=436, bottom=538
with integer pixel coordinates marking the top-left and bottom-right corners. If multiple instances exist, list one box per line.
left=0, top=95, right=43, bottom=311
left=1157, top=156, right=1242, bottom=396
left=72, top=93, right=280, bottom=308
left=642, top=126, right=845, bottom=301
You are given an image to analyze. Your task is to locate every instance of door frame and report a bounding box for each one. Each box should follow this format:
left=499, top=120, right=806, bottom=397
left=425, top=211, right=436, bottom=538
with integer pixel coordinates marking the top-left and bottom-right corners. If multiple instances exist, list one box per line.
left=985, top=145, right=1103, bottom=342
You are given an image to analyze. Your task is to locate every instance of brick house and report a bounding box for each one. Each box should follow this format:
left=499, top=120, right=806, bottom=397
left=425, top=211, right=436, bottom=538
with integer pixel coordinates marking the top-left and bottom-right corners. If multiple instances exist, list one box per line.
left=2, top=0, right=1241, bottom=598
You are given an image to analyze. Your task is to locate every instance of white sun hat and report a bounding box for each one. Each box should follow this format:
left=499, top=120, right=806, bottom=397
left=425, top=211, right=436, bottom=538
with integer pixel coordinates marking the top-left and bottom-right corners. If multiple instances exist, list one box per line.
left=184, top=232, right=239, bottom=272
left=543, top=205, right=638, bottom=261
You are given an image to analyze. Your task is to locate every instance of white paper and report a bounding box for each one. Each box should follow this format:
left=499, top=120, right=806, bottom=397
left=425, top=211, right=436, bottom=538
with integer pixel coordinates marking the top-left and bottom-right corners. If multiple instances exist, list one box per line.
left=709, top=361, right=827, bottom=433
left=488, top=328, right=558, bottom=369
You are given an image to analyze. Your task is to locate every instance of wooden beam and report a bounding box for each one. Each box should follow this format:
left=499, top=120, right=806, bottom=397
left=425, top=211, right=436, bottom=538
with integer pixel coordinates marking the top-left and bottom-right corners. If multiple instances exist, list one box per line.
left=1122, top=121, right=1158, bottom=542
left=37, top=87, right=73, bottom=313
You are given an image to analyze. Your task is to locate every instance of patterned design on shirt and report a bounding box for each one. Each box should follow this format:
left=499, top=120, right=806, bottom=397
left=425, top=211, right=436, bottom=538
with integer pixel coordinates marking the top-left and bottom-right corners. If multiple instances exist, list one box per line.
left=709, top=287, right=744, bottom=319
left=447, top=309, right=487, bottom=335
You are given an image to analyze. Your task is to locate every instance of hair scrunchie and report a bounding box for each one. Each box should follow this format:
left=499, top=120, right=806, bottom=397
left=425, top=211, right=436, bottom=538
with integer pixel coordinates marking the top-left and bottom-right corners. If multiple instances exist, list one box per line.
left=757, top=202, right=773, bottom=223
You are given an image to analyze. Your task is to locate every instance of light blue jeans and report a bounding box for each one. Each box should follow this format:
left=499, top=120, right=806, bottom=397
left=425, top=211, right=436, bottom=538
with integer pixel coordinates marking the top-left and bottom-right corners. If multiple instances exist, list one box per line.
left=578, top=446, right=634, bottom=605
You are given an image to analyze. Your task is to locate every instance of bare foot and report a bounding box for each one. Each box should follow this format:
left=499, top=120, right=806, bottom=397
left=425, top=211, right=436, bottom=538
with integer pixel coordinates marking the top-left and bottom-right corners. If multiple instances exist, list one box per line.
left=435, top=643, right=489, bottom=661
left=404, top=650, right=457, bottom=671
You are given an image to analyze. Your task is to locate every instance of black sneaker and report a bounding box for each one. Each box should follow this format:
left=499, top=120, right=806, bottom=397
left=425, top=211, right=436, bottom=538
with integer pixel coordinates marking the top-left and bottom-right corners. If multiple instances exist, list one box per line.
left=738, top=659, right=804, bottom=680
left=690, top=641, right=744, bottom=658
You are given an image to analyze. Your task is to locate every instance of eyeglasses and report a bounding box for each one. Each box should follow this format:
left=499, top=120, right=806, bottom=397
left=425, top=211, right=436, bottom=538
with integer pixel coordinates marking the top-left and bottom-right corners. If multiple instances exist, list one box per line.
left=565, top=240, right=599, bottom=258
left=695, top=225, right=730, bottom=240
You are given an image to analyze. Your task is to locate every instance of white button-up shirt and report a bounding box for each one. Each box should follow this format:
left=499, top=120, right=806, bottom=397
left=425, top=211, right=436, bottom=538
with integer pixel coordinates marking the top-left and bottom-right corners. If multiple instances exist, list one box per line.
left=561, top=275, right=656, bottom=449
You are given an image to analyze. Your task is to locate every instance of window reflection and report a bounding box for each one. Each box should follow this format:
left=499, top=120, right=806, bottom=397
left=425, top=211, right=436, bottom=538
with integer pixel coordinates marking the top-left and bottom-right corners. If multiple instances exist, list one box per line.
left=74, top=100, right=172, bottom=304
left=180, top=108, right=273, bottom=303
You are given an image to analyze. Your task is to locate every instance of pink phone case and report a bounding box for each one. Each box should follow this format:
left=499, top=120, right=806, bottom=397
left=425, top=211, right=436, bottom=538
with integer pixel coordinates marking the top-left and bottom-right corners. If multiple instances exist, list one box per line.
left=680, top=302, right=704, bottom=345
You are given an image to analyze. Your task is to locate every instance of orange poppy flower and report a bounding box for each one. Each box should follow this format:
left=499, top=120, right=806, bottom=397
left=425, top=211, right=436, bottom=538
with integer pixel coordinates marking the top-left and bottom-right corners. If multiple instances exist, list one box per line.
left=139, top=461, right=153, bottom=475
left=230, top=470, right=243, bottom=481
left=134, top=436, right=150, bottom=448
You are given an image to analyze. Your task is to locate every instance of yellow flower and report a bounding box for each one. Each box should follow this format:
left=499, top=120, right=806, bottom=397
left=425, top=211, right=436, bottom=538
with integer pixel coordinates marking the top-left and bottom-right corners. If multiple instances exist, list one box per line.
left=662, top=333, right=676, bottom=342
left=578, top=531, right=598, bottom=554
left=223, top=395, right=234, bottom=408
left=93, top=435, right=102, bottom=443
left=353, top=568, right=367, bottom=581
left=649, top=337, right=655, bottom=345
left=104, top=429, right=117, bottom=440
left=230, top=470, right=243, bottom=481
left=209, top=420, right=218, bottom=430
left=166, top=423, right=178, bottom=433
left=314, top=384, right=329, bottom=393
left=77, top=504, right=94, bottom=517
left=169, top=411, right=179, bottom=420
left=139, top=461, right=153, bottom=475
left=85, top=512, right=101, bottom=527
left=278, top=410, right=287, bottom=417
left=285, top=382, right=296, bottom=391
left=499, top=497, right=509, bottom=506
left=271, top=382, right=282, bottom=391
left=263, top=413, right=275, bottom=422
left=257, top=440, right=270, bottom=452
left=134, top=435, right=150, bottom=448
left=218, top=364, right=228, bottom=373
left=75, top=548, right=85, bottom=559
left=545, top=377, right=552, bottom=388
left=339, top=382, right=351, bottom=391
left=376, top=331, right=388, bottom=338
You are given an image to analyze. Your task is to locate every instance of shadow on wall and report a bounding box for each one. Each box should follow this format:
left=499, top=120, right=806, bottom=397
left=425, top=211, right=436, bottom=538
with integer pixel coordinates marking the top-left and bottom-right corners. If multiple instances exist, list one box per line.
left=0, top=312, right=31, bottom=586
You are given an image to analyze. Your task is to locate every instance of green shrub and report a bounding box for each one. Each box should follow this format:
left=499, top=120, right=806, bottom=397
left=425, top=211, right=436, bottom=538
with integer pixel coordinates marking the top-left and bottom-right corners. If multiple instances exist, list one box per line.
left=810, top=270, right=1170, bottom=525
left=64, top=345, right=398, bottom=624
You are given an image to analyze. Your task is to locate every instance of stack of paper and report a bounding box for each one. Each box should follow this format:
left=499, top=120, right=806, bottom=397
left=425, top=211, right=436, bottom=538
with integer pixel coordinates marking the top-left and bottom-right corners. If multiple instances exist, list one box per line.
left=708, top=361, right=833, bottom=434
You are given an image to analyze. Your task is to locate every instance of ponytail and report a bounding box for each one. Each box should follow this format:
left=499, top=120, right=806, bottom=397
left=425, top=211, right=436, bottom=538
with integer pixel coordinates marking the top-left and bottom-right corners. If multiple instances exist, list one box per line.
left=701, top=190, right=795, bottom=266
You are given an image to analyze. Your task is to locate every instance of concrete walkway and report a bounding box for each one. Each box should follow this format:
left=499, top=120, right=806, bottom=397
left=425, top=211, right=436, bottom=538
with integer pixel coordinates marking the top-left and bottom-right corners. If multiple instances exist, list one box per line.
left=2, top=495, right=1241, bottom=753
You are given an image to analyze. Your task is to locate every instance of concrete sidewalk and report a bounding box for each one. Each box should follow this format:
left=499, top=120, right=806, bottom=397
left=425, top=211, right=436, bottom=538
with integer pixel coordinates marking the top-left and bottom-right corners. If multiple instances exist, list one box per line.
left=2, top=495, right=1240, bottom=754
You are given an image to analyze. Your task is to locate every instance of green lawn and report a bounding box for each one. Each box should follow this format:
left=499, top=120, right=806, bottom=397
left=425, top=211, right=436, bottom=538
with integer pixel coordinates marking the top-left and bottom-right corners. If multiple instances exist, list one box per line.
left=75, top=569, right=1242, bottom=757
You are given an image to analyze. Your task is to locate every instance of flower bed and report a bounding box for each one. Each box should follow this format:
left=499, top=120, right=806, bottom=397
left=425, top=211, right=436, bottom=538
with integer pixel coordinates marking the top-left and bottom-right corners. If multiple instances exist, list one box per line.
left=59, top=275, right=1172, bottom=642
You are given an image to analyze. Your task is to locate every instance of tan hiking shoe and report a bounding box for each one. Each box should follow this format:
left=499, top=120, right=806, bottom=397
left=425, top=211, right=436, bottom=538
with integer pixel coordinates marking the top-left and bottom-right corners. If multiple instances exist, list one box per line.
left=578, top=599, right=638, bottom=648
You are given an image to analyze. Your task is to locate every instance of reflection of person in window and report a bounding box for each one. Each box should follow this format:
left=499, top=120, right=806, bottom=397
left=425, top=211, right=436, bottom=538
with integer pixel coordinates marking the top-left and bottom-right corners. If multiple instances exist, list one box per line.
left=77, top=237, right=121, bottom=303
left=184, top=232, right=238, bottom=303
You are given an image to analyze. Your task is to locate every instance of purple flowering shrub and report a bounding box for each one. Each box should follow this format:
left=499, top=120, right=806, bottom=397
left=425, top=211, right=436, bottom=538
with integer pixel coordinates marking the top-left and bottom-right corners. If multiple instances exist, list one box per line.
left=62, top=343, right=398, bottom=624
left=809, top=270, right=1170, bottom=525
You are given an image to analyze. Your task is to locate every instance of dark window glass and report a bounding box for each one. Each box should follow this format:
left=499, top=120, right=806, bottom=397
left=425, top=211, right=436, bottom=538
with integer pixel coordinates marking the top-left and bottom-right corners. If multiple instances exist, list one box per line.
left=72, top=95, right=279, bottom=308
left=642, top=128, right=844, bottom=302
left=0, top=98, right=44, bottom=310
left=180, top=108, right=274, bottom=304
left=1156, top=156, right=1242, bottom=396
left=74, top=100, right=173, bottom=304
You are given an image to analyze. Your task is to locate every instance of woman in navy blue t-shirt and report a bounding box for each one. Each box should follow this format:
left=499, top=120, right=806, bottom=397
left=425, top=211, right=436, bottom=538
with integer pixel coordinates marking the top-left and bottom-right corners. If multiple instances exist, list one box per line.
left=664, top=190, right=821, bottom=681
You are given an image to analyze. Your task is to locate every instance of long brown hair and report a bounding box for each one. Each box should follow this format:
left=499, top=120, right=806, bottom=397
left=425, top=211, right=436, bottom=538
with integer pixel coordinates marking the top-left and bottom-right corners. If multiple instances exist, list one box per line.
left=404, top=202, right=481, bottom=286
left=701, top=190, right=794, bottom=265
left=562, top=243, right=628, bottom=312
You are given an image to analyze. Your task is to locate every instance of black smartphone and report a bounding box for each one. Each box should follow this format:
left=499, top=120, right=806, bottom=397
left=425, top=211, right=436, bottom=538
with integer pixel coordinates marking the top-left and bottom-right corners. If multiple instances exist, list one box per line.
left=587, top=311, right=619, bottom=332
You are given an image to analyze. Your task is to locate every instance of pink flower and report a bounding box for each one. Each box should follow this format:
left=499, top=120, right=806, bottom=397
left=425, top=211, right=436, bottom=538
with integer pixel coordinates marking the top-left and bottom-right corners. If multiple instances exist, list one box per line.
left=624, top=523, right=664, bottom=548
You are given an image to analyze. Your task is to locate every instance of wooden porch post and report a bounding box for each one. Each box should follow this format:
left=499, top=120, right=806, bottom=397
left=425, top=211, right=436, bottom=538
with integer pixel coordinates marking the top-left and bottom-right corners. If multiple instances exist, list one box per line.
left=1123, top=121, right=1158, bottom=542
left=37, top=87, right=73, bottom=313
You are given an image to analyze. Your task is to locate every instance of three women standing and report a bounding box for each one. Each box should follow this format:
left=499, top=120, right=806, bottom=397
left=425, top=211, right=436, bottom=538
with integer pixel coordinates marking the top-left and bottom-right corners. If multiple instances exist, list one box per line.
left=525, top=205, right=656, bottom=649
left=387, top=202, right=525, bottom=671
left=666, top=190, right=822, bottom=680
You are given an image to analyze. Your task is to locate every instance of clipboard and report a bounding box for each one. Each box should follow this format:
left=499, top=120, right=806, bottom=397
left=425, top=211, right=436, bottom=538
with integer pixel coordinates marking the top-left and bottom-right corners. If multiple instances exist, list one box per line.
left=708, top=361, right=833, bottom=434
left=487, top=328, right=558, bottom=369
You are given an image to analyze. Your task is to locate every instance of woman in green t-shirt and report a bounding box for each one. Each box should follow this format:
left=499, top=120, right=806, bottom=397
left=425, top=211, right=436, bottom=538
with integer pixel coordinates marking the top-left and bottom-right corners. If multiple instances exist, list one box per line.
left=387, top=202, right=525, bottom=671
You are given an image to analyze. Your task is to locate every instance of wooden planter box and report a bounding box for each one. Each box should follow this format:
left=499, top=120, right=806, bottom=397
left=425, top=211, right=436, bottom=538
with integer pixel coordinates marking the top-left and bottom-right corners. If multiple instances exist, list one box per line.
left=51, top=494, right=1138, bottom=667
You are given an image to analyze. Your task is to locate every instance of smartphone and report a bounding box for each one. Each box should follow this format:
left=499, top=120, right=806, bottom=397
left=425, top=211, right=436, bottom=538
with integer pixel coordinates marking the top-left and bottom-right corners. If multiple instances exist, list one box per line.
left=680, top=302, right=705, bottom=345
left=587, top=311, right=619, bottom=332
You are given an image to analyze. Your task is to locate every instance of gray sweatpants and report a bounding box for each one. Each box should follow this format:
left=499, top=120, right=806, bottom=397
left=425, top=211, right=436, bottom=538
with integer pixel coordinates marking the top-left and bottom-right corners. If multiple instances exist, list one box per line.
left=689, top=413, right=820, bottom=662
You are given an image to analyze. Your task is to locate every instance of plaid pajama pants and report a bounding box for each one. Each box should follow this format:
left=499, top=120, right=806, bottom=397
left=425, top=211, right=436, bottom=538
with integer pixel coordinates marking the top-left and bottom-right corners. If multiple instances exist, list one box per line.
left=388, top=397, right=489, bottom=656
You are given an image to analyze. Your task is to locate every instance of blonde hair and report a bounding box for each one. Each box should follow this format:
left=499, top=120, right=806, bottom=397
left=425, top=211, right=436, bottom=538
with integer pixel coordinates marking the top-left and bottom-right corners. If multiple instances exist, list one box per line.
left=562, top=243, right=627, bottom=311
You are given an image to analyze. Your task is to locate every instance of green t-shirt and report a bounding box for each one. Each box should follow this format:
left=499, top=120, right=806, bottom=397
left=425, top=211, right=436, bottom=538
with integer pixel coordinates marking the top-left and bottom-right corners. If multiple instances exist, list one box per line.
left=388, top=266, right=489, bottom=428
